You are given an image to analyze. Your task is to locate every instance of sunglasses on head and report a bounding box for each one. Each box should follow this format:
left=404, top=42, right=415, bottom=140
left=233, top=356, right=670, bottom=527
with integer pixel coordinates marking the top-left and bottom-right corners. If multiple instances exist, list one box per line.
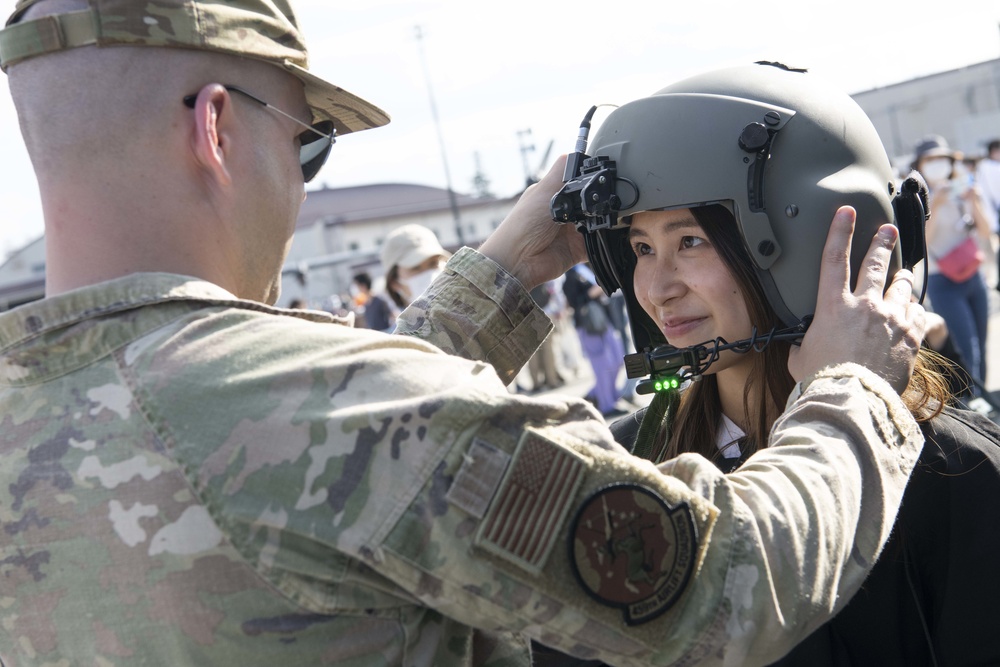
left=183, top=85, right=335, bottom=183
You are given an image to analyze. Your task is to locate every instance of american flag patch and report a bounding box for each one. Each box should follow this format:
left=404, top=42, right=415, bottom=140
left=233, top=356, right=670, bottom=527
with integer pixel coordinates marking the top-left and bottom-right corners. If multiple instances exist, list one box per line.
left=475, top=429, right=587, bottom=573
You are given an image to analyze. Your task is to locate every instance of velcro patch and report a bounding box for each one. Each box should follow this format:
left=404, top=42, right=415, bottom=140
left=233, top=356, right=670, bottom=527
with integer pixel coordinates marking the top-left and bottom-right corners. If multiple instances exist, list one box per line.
left=475, top=429, right=586, bottom=574
left=446, top=438, right=511, bottom=519
left=569, top=484, right=697, bottom=625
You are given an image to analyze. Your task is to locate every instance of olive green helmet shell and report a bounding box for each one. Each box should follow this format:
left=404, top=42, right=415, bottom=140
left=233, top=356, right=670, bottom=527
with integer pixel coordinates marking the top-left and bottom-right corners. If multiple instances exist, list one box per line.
left=589, top=63, right=898, bottom=338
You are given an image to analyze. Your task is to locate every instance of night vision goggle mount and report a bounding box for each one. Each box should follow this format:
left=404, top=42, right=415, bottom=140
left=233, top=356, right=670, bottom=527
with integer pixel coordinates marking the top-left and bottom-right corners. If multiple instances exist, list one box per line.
left=551, top=152, right=640, bottom=305
left=550, top=105, right=640, bottom=300
left=551, top=154, right=628, bottom=231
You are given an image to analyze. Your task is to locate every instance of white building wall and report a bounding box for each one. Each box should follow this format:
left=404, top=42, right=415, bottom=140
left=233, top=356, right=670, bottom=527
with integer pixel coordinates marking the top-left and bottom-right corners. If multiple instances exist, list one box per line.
left=853, top=58, right=1000, bottom=171
left=0, top=236, right=45, bottom=309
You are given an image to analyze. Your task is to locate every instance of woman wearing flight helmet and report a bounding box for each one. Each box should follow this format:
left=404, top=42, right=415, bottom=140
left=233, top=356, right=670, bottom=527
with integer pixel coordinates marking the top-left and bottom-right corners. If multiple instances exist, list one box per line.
left=544, top=62, right=1000, bottom=666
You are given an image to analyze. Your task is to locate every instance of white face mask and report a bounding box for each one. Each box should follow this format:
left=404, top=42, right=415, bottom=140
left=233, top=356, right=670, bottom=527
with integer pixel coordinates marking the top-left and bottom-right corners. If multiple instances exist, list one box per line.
left=401, top=267, right=442, bottom=303
left=921, top=158, right=952, bottom=184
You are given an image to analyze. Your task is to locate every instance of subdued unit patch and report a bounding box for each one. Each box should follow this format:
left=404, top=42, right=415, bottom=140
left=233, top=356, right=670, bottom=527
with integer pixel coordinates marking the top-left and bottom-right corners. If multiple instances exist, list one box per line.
left=445, top=438, right=511, bottom=519
left=475, top=429, right=586, bottom=574
left=569, top=484, right=697, bottom=625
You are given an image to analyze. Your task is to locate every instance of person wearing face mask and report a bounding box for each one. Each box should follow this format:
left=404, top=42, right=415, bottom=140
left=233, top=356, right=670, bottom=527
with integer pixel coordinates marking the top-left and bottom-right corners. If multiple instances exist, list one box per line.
left=381, top=224, right=451, bottom=311
left=351, top=271, right=394, bottom=332
left=913, top=135, right=993, bottom=399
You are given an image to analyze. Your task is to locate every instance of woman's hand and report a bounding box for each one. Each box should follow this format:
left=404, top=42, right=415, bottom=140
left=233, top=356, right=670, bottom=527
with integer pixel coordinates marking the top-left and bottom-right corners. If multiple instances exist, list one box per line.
left=788, top=206, right=926, bottom=393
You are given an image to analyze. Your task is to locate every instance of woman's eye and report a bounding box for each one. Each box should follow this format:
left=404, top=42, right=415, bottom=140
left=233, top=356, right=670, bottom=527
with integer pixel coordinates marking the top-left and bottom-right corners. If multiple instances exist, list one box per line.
left=632, top=241, right=652, bottom=257
left=680, top=236, right=705, bottom=249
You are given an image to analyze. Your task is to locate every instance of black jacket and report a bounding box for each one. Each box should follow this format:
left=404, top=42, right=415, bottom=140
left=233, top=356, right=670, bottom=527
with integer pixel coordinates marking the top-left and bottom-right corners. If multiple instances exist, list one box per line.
left=769, top=407, right=1000, bottom=666
left=562, top=266, right=608, bottom=332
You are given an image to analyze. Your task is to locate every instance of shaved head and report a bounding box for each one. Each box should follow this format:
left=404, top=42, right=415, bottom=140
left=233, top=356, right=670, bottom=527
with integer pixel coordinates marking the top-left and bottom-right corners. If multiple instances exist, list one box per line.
left=9, top=0, right=304, bottom=182
left=11, top=44, right=292, bottom=182
left=4, top=0, right=311, bottom=301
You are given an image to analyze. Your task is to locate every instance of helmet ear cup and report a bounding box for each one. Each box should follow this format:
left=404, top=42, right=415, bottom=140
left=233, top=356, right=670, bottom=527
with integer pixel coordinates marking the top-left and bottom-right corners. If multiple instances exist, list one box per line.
left=584, top=231, right=621, bottom=296
left=892, top=171, right=930, bottom=271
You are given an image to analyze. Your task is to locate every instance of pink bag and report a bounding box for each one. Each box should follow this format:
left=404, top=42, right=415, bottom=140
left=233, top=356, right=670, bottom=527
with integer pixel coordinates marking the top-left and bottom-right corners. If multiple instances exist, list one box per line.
left=937, top=237, right=983, bottom=283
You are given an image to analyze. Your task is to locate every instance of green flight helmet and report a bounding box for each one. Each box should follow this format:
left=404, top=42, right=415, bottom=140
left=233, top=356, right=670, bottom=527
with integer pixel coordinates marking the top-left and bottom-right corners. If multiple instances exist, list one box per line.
left=562, top=62, right=924, bottom=354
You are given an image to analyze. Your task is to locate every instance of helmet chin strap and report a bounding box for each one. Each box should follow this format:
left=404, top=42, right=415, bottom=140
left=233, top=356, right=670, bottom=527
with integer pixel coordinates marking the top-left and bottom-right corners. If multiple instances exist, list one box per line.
left=626, top=173, right=930, bottom=396
left=624, top=320, right=811, bottom=395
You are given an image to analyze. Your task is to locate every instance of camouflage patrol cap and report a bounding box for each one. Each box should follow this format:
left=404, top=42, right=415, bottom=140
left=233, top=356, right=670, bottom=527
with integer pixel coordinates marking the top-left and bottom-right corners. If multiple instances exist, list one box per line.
left=0, top=0, right=390, bottom=135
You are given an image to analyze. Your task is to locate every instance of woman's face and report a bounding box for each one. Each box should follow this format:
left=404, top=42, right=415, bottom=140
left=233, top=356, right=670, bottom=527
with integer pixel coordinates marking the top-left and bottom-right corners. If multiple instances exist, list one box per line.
left=391, top=255, right=446, bottom=304
left=629, top=208, right=753, bottom=374
left=397, top=255, right=445, bottom=281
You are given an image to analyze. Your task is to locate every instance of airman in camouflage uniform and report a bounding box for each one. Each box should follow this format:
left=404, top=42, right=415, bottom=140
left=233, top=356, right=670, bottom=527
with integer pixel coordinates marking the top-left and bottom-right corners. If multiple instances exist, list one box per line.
left=0, top=1, right=926, bottom=665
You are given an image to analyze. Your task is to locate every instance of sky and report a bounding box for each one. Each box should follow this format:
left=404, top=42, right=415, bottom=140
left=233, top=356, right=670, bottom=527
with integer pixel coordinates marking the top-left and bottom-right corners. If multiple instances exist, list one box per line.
left=2, top=0, right=1000, bottom=257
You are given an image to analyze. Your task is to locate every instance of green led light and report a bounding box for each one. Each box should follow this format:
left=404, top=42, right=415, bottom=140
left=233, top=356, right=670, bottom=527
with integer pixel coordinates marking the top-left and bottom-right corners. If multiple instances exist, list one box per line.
left=652, top=376, right=681, bottom=392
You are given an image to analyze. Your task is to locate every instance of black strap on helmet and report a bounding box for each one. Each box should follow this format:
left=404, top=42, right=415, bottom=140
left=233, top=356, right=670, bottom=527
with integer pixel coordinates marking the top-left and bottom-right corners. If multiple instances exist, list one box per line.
left=893, top=170, right=929, bottom=270
left=892, top=170, right=930, bottom=303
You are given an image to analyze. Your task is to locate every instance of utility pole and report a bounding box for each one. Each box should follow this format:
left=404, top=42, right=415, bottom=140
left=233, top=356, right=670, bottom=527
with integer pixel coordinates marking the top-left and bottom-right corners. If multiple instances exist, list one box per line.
left=471, top=152, right=493, bottom=199
left=517, top=128, right=536, bottom=186
left=414, top=25, right=464, bottom=246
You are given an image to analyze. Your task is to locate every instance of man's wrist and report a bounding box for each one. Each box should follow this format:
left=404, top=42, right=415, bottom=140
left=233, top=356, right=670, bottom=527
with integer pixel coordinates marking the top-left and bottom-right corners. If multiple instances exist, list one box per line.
left=787, top=362, right=918, bottom=440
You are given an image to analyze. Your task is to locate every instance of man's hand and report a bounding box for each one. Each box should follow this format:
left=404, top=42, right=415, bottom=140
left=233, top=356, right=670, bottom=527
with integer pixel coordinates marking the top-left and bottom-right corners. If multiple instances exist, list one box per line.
left=788, top=206, right=926, bottom=392
left=478, top=155, right=588, bottom=288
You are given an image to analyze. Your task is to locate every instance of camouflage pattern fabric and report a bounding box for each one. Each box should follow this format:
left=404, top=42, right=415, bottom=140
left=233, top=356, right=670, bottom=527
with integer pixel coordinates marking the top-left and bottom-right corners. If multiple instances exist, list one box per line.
left=0, top=248, right=921, bottom=666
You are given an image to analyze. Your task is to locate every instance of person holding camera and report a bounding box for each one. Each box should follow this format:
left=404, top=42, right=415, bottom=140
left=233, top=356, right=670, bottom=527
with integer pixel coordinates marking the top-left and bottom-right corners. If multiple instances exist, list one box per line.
left=913, top=135, right=992, bottom=398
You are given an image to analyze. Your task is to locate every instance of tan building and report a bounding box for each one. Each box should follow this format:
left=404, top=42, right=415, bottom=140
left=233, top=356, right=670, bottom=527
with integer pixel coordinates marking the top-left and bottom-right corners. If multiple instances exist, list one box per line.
left=278, top=183, right=518, bottom=309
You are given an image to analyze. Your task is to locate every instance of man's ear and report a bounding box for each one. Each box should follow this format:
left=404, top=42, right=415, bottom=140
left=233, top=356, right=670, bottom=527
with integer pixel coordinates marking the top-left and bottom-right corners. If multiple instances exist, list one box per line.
left=189, top=84, right=234, bottom=187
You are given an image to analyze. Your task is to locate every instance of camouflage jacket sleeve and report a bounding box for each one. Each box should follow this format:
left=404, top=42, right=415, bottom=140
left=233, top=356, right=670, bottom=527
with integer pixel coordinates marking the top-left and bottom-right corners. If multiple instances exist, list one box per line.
left=123, top=287, right=920, bottom=666
left=394, top=247, right=552, bottom=384
left=1, top=268, right=922, bottom=666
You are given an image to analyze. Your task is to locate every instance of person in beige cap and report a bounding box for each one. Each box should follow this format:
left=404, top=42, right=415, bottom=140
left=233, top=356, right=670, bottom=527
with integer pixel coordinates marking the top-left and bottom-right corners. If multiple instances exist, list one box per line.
left=0, top=2, right=929, bottom=665
left=380, top=223, right=452, bottom=310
